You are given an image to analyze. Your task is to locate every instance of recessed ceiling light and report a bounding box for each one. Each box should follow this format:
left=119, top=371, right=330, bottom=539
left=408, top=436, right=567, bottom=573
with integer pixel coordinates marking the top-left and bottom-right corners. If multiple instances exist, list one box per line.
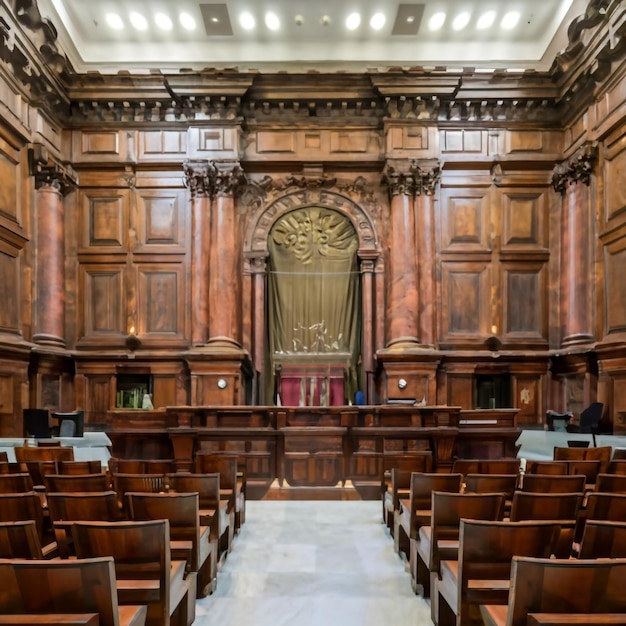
left=476, top=10, right=496, bottom=30
left=428, top=12, right=446, bottom=31
left=406, top=15, right=415, bottom=24
left=179, top=12, right=196, bottom=30
left=154, top=13, right=173, bottom=30
left=501, top=11, right=520, bottom=30
left=211, top=17, right=219, bottom=23
left=265, top=11, right=280, bottom=31
left=239, top=12, right=255, bottom=30
left=452, top=12, right=471, bottom=31
left=370, top=12, right=386, bottom=30
left=129, top=12, right=148, bottom=31
left=105, top=13, right=124, bottom=30
left=346, top=12, right=361, bottom=30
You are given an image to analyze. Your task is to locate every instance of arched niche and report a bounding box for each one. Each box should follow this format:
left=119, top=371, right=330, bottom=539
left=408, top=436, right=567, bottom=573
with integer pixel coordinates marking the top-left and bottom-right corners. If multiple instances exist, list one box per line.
left=243, top=187, right=382, bottom=404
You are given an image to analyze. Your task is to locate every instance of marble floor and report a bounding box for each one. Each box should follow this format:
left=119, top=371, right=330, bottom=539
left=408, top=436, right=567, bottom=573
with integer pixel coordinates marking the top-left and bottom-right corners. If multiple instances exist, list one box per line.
left=194, top=500, right=433, bottom=625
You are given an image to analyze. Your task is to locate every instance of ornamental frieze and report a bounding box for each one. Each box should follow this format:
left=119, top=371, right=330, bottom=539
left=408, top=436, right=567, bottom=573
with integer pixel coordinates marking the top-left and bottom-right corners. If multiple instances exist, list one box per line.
left=383, top=160, right=441, bottom=197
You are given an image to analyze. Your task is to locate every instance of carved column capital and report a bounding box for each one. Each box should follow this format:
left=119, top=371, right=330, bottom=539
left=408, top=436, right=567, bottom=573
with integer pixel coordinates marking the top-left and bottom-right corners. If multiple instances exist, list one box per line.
left=29, top=161, right=77, bottom=196
left=183, top=159, right=247, bottom=199
left=551, top=142, right=598, bottom=195
left=383, top=159, right=441, bottom=197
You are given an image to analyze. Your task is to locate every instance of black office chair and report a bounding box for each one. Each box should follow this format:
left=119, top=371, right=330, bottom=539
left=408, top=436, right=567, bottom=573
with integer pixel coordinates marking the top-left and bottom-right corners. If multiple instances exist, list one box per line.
left=51, top=410, right=85, bottom=438
left=22, top=408, right=51, bottom=439
left=568, top=402, right=604, bottom=446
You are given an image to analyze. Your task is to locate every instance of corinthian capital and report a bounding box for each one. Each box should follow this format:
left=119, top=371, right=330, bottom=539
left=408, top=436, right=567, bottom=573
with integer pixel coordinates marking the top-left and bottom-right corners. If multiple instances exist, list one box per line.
left=383, top=159, right=440, bottom=197
left=183, top=160, right=247, bottom=199
left=551, top=142, right=598, bottom=195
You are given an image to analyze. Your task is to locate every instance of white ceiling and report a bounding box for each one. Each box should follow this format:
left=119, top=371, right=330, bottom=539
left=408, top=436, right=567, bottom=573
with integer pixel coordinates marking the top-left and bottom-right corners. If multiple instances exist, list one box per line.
left=37, top=0, right=588, bottom=74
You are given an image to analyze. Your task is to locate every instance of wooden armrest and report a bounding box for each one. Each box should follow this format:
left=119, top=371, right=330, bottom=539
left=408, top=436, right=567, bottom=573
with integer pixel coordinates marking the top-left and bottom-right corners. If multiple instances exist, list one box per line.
left=0, top=614, right=99, bottom=625
left=480, top=603, right=507, bottom=626
left=527, top=615, right=626, bottom=626
left=118, top=605, right=148, bottom=626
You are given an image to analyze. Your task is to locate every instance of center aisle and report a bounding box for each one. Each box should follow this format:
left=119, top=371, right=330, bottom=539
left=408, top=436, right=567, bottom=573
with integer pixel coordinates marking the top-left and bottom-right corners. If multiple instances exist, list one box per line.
left=194, top=500, right=433, bottom=625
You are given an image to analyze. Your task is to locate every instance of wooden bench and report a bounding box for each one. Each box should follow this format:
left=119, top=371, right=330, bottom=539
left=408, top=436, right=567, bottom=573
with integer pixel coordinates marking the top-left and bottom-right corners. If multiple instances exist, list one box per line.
left=452, top=459, right=520, bottom=476
left=167, top=472, right=225, bottom=575
left=72, top=519, right=194, bottom=626
left=527, top=614, right=626, bottom=625
left=480, top=556, right=626, bottom=626
left=127, top=491, right=215, bottom=597
left=415, top=491, right=505, bottom=604
left=396, top=472, right=463, bottom=560
left=57, top=460, right=103, bottom=474
left=44, top=473, right=110, bottom=493
left=112, top=473, right=167, bottom=514
left=594, top=474, right=626, bottom=494
left=0, top=520, right=46, bottom=558
left=520, top=474, right=587, bottom=493
left=0, top=473, right=35, bottom=493
left=436, top=519, right=568, bottom=626
left=0, top=492, right=54, bottom=552
left=195, top=453, right=245, bottom=532
left=0, top=556, right=147, bottom=626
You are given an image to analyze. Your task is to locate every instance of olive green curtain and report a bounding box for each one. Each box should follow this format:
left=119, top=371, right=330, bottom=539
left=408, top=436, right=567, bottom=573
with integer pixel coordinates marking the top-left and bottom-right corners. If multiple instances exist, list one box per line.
left=266, top=207, right=361, bottom=404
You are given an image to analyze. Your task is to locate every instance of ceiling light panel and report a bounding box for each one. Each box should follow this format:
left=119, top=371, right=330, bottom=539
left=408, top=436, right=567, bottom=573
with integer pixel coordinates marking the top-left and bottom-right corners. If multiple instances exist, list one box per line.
left=452, top=12, right=470, bottom=31
left=476, top=10, right=496, bottom=30
left=105, top=12, right=124, bottom=30
left=129, top=11, right=148, bottom=31
left=154, top=13, right=173, bottom=30
left=391, top=4, right=424, bottom=36
left=264, top=11, right=280, bottom=31
left=179, top=12, right=197, bottom=30
left=200, top=4, right=233, bottom=35
left=346, top=12, right=361, bottom=31
left=370, top=13, right=386, bottom=31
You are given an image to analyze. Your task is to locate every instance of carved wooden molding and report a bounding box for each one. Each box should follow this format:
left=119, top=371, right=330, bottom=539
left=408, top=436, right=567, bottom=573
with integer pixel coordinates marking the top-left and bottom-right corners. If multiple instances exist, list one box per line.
left=551, top=142, right=598, bottom=195
left=28, top=145, right=78, bottom=194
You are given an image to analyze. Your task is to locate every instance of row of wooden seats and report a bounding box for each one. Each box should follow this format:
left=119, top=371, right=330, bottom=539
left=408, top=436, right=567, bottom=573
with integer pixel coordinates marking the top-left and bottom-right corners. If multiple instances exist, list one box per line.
left=0, top=555, right=148, bottom=626
left=437, top=517, right=626, bottom=626
left=0, top=506, right=202, bottom=625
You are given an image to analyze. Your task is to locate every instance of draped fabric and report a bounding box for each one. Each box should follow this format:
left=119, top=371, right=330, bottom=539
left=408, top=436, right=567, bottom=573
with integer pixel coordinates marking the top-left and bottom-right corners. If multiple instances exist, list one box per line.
left=266, top=207, right=361, bottom=405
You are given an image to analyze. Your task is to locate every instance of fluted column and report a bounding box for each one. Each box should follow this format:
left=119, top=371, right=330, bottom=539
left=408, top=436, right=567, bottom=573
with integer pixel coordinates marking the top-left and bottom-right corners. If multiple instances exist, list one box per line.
left=183, top=161, right=211, bottom=346
left=552, top=144, right=597, bottom=347
left=382, top=160, right=440, bottom=349
left=32, top=165, right=75, bottom=348
left=207, top=162, right=247, bottom=348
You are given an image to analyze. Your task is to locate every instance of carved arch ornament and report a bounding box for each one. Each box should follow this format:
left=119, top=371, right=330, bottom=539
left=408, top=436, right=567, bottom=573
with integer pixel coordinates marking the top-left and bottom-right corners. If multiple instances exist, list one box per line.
left=245, top=186, right=381, bottom=262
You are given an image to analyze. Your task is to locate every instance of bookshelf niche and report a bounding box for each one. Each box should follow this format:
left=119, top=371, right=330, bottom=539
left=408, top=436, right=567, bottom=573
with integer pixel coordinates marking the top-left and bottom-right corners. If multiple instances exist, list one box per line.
left=116, top=373, right=153, bottom=409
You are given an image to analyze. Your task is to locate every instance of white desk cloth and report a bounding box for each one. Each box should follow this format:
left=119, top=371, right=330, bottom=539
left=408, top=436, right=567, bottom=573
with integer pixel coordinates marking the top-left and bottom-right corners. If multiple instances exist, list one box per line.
left=0, top=432, right=112, bottom=466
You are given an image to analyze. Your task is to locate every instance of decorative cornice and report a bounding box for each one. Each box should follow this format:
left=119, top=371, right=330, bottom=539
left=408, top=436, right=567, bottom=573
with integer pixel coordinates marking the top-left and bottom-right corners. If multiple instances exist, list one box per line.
left=183, top=160, right=247, bottom=199
left=551, top=142, right=598, bottom=195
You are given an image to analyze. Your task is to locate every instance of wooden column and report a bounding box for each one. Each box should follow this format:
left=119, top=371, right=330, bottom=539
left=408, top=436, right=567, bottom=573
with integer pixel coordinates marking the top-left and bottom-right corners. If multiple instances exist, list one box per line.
left=552, top=144, right=597, bottom=347
left=415, top=166, right=439, bottom=347
left=183, top=161, right=211, bottom=346
left=360, top=254, right=376, bottom=398
left=384, top=163, right=420, bottom=348
left=208, top=167, right=245, bottom=348
left=32, top=168, right=74, bottom=348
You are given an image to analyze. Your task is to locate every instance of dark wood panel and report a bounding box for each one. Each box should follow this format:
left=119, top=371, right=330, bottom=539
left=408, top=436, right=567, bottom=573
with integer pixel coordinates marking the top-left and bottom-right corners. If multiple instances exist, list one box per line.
left=503, top=263, right=547, bottom=340
left=0, top=151, right=17, bottom=221
left=80, top=264, right=125, bottom=336
left=440, top=188, right=491, bottom=252
left=501, top=190, right=546, bottom=250
left=137, top=265, right=184, bottom=337
left=604, top=245, right=626, bottom=335
left=80, top=189, right=128, bottom=251
left=135, top=189, right=186, bottom=251
left=0, top=252, right=18, bottom=331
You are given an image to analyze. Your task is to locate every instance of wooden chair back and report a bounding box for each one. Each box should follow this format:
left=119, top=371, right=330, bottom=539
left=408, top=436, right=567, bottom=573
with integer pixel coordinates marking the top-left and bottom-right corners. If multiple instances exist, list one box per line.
left=567, top=460, right=602, bottom=484
left=0, top=462, right=27, bottom=475
left=554, top=445, right=612, bottom=466
left=0, top=493, right=45, bottom=540
left=607, top=459, right=626, bottom=475
left=578, top=520, right=626, bottom=559
left=112, top=473, right=167, bottom=512
left=109, top=459, right=175, bottom=474
left=585, top=492, right=626, bottom=521
left=383, top=451, right=433, bottom=473
left=14, top=446, right=74, bottom=463
left=0, top=555, right=147, bottom=626
left=409, top=472, right=464, bottom=530
left=71, top=519, right=190, bottom=626
left=526, top=461, right=568, bottom=475
left=520, top=474, right=586, bottom=493
left=0, top=520, right=43, bottom=558
left=510, top=491, right=583, bottom=521
left=464, top=473, right=518, bottom=497
left=481, top=556, right=626, bottom=626
left=0, top=473, right=34, bottom=494
left=57, top=460, right=103, bottom=474
left=0, top=452, right=7, bottom=463
left=453, top=459, right=520, bottom=476
left=429, top=491, right=506, bottom=573
left=44, top=473, right=110, bottom=493
left=594, top=474, right=626, bottom=494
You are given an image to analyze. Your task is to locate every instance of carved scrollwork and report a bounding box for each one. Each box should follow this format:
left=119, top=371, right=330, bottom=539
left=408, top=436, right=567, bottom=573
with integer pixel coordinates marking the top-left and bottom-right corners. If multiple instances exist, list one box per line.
left=551, top=143, right=598, bottom=195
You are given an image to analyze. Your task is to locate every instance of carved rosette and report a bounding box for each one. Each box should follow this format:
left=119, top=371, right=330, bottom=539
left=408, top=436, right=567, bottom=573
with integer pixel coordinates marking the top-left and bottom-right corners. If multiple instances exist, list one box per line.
left=183, top=160, right=248, bottom=199
left=551, top=143, right=598, bottom=195
left=383, top=160, right=441, bottom=197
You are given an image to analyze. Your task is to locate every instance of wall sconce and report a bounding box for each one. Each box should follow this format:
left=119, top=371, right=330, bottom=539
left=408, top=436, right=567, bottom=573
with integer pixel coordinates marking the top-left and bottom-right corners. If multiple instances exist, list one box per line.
left=125, top=325, right=142, bottom=351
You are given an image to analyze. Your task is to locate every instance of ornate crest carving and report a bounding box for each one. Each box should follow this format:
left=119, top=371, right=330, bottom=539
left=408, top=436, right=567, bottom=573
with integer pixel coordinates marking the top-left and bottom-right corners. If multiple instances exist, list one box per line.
left=551, top=143, right=598, bottom=195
